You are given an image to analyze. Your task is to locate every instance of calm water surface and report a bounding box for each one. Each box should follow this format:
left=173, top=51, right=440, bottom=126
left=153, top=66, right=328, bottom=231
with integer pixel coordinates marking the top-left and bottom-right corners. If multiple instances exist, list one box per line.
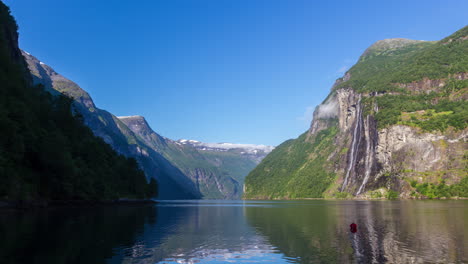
left=1, top=200, right=467, bottom=263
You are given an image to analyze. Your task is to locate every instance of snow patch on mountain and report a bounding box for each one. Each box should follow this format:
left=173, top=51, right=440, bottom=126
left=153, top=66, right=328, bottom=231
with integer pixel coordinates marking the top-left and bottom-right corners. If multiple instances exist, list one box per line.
left=177, top=139, right=274, bottom=154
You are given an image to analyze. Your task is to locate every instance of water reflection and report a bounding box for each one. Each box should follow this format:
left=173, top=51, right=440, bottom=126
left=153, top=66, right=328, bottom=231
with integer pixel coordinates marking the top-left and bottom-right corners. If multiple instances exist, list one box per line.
left=245, top=200, right=468, bottom=263
left=0, top=200, right=466, bottom=263
left=0, top=205, right=156, bottom=264
left=118, top=201, right=289, bottom=263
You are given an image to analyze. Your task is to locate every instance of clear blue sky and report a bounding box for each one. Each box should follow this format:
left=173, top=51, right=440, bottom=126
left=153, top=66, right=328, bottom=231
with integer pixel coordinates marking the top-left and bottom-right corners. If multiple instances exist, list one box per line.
left=5, top=0, right=467, bottom=146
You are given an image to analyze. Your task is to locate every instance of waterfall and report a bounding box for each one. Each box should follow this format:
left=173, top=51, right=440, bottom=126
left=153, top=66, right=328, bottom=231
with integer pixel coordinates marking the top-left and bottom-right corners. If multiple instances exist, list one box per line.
left=357, top=115, right=374, bottom=195
left=341, top=97, right=362, bottom=191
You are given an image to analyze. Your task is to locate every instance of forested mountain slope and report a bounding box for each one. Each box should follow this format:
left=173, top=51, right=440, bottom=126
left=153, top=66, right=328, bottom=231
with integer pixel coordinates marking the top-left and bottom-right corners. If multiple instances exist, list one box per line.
left=0, top=2, right=156, bottom=202
left=244, top=26, right=468, bottom=199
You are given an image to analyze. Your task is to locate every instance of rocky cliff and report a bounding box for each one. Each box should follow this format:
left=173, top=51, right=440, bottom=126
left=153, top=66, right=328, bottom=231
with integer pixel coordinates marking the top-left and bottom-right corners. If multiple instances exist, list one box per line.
left=244, top=26, right=468, bottom=199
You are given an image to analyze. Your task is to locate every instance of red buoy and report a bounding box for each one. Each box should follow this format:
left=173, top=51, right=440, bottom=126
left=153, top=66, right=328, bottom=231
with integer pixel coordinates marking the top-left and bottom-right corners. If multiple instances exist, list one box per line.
left=350, top=223, right=357, bottom=233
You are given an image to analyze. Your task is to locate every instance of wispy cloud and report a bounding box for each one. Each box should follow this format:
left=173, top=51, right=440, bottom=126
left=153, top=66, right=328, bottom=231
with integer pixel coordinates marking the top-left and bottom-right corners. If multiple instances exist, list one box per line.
left=297, top=106, right=315, bottom=124
left=316, top=97, right=338, bottom=119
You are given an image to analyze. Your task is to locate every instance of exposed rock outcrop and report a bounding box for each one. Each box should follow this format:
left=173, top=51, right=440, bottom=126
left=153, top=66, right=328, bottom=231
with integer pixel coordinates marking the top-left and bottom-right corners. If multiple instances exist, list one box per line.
left=309, top=86, right=467, bottom=197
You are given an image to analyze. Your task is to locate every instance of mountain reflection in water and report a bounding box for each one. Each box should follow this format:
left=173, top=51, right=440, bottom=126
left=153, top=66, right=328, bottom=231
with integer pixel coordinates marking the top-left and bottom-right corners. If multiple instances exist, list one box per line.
left=0, top=200, right=466, bottom=263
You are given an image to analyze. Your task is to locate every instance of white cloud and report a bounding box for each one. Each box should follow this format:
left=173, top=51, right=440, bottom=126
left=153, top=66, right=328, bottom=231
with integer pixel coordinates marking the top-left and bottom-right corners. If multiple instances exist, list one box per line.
left=316, top=97, right=338, bottom=119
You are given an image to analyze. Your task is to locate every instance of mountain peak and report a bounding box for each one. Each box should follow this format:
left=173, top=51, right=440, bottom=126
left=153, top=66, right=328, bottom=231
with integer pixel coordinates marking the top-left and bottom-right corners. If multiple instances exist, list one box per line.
left=440, top=25, right=468, bottom=44
left=118, top=115, right=153, bottom=134
left=360, top=38, right=428, bottom=60
left=21, top=50, right=96, bottom=109
left=118, top=115, right=145, bottom=120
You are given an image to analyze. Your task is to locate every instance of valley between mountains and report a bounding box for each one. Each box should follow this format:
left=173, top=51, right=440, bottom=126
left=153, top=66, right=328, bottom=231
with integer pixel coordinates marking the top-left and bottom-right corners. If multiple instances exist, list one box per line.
left=1, top=0, right=466, bottom=201
left=23, top=50, right=273, bottom=199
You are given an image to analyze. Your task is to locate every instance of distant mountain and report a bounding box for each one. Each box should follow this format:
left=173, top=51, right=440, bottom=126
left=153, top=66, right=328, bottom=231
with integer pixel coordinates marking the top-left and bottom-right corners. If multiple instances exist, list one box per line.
left=22, top=52, right=200, bottom=200
left=177, top=139, right=274, bottom=163
left=244, top=26, right=468, bottom=199
left=119, top=116, right=273, bottom=199
left=21, top=49, right=272, bottom=200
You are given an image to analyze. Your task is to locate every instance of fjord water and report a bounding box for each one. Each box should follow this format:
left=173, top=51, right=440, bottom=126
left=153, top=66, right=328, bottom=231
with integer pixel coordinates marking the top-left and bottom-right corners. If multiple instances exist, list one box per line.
left=0, top=201, right=466, bottom=263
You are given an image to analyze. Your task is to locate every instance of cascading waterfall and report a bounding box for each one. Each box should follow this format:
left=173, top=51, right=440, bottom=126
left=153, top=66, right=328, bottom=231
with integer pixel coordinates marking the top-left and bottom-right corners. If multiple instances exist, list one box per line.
left=357, top=115, right=374, bottom=195
left=341, top=97, right=362, bottom=191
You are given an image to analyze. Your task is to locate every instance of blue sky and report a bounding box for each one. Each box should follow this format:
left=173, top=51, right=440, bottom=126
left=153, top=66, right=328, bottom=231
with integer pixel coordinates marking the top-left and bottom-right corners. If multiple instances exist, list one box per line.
left=5, top=0, right=468, bottom=146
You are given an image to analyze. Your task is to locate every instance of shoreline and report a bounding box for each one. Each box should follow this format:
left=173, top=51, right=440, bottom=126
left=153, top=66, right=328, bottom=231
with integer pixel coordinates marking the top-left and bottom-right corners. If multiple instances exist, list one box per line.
left=242, top=197, right=468, bottom=201
left=0, top=199, right=157, bottom=210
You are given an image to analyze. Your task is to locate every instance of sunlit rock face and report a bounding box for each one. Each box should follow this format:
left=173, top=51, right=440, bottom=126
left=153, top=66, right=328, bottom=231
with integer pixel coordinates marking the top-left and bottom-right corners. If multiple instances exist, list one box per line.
left=307, top=84, right=467, bottom=197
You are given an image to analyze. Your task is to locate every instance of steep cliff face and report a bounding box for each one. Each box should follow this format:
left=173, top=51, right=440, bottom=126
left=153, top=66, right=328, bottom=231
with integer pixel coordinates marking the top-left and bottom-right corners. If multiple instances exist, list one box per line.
left=22, top=52, right=200, bottom=199
left=244, top=26, right=468, bottom=199
left=310, top=88, right=381, bottom=196
left=314, top=87, right=466, bottom=198
left=119, top=116, right=273, bottom=199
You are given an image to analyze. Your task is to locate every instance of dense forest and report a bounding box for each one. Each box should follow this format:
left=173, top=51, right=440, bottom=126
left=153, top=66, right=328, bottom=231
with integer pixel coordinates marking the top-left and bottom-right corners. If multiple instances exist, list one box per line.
left=244, top=125, right=338, bottom=199
left=0, top=2, right=157, bottom=201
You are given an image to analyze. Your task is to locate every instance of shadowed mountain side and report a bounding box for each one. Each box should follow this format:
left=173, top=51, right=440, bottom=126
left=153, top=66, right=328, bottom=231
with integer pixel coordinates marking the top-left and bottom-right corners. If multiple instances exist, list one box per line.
left=0, top=2, right=156, bottom=201
left=22, top=51, right=200, bottom=199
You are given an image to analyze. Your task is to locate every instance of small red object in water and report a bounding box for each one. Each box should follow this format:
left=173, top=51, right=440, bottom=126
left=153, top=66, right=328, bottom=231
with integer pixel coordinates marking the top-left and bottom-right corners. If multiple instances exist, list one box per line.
left=350, top=223, right=357, bottom=233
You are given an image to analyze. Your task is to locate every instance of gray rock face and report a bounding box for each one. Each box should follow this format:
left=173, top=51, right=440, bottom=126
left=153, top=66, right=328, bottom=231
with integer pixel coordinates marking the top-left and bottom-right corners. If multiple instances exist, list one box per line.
left=308, top=86, right=467, bottom=197
left=377, top=126, right=466, bottom=178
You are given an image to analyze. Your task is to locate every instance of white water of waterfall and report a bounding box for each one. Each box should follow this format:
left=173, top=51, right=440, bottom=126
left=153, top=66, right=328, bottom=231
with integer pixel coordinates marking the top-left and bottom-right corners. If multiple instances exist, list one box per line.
left=341, top=98, right=362, bottom=191
left=357, top=115, right=373, bottom=195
